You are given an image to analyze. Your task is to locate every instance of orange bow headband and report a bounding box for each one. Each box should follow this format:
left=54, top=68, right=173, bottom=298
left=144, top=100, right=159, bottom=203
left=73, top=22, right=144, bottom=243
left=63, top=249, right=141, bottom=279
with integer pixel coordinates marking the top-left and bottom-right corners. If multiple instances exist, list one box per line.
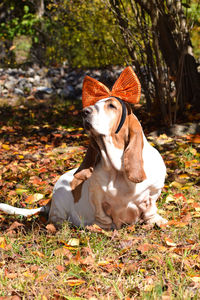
left=82, top=66, right=141, bottom=108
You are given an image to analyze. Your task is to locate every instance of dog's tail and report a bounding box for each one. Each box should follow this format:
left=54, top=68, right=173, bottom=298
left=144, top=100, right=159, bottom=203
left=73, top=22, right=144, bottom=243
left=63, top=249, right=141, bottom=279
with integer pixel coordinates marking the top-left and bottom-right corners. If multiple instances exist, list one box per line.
left=0, top=203, right=50, bottom=217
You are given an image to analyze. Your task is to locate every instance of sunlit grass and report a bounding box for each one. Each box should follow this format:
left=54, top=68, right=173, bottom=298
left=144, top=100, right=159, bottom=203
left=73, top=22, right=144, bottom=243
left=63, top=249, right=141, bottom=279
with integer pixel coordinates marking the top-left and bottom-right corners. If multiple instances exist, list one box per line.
left=0, top=100, right=199, bottom=298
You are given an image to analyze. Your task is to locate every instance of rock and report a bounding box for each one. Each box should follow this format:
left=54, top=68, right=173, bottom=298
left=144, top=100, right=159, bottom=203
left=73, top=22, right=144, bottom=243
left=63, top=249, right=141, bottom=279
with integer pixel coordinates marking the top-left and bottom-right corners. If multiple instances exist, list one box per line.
left=36, top=86, right=53, bottom=93
left=60, top=86, right=72, bottom=99
left=0, top=66, right=124, bottom=101
left=14, top=88, right=24, bottom=96
left=33, top=75, right=41, bottom=85
left=34, top=86, right=54, bottom=99
left=4, top=78, right=17, bottom=91
left=27, top=68, right=35, bottom=77
left=149, top=122, right=200, bottom=137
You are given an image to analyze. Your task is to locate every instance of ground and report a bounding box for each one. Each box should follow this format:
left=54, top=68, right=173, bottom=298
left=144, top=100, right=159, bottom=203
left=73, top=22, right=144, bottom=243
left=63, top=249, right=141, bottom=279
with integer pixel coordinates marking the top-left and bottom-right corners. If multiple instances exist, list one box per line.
left=0, top=98, right=199, bottom=299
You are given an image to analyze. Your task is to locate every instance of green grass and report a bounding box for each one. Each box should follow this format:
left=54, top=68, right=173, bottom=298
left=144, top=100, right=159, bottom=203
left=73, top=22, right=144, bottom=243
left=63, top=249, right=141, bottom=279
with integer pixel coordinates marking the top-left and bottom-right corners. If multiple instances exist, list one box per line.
left=0, top=99, right=199, bottom=298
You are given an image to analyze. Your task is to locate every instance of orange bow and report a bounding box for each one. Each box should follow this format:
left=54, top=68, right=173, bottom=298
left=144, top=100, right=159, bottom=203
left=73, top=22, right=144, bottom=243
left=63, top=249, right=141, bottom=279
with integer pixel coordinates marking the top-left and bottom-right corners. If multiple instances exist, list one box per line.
left=82, top=66, right=141, bottom=108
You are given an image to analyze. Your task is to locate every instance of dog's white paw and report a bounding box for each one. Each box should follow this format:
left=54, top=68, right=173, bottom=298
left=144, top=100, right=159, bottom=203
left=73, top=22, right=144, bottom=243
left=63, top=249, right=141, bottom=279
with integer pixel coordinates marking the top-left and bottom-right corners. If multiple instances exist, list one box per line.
left=146, top=214, right=168, bottom=226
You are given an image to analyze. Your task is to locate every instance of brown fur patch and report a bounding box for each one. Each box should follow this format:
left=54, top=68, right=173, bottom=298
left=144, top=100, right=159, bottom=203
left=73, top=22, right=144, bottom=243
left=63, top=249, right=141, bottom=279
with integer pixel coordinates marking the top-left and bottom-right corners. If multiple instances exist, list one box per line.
left=71, top=180, right=84, bottom=203
left=70, top=138, right=99, bottom=203
left=102, top=201, right=140, bottom=229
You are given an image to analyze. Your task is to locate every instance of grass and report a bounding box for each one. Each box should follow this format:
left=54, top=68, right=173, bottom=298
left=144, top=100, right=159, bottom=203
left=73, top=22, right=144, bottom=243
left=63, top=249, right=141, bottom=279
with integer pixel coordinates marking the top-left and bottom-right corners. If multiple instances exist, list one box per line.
left=0, top=98, right=199, bottom=299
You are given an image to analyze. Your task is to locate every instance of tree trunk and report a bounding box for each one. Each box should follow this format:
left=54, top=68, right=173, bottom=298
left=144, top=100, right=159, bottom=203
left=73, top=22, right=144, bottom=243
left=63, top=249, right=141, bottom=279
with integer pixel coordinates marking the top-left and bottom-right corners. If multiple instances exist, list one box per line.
left=108, top=0, right=200, bottom=124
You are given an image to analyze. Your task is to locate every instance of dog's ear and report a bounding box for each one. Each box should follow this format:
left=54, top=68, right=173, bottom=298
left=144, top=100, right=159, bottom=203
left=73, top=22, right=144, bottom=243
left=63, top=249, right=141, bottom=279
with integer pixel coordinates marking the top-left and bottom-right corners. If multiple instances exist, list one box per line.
left=124, top=112, right=146, bottom=183
left=71, top=137, right=99, bottom=202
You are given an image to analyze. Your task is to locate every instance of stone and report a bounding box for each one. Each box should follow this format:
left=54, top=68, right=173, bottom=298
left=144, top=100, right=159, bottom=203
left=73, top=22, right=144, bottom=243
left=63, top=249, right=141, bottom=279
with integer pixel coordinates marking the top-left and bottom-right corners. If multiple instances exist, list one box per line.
left=0, top=66, right=124, bottom=101
left=4, top=79, right=17, bottom=91
left=14, top=88, right=24, bottom=96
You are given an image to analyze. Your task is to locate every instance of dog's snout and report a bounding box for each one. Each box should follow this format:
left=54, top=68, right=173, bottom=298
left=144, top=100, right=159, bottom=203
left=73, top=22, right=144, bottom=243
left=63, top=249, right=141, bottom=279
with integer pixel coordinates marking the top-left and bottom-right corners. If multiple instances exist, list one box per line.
left=82, top=107, right=93, bottom=118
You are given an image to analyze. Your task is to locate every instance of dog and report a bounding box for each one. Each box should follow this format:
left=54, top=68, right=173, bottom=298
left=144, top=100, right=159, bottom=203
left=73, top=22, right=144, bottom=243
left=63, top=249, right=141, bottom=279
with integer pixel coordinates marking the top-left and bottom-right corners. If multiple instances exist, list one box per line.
left=0, top=67, right=167, bottom=229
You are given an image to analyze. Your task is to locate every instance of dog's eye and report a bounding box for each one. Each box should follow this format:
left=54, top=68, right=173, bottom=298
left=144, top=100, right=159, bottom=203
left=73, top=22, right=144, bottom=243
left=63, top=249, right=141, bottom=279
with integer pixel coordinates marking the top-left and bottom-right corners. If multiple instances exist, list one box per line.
left=108, top=103, right=116, bottom=109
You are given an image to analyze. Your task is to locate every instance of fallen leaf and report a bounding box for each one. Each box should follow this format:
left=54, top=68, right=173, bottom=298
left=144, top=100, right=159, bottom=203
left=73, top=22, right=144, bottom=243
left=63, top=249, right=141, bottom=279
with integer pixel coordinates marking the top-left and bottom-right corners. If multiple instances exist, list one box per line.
left=32, top=251, right=45, bottom=258
left=0, top=237, right=7, bottom=249
left=30, top=265, right=39, bottom=272
left=86, top=224, right=110, bottom=236
left=174, top=193, right=187, bottom=201
left=178, top=173, right=189, bottom=179
left=25, top=193, right=44, bottom=204
left=46, top=223, right=57, bottom=234
left=36, top=273, right=49, bottom=282
left=54, top=247, right=73, bottom=258
left=2, top=144, right=10, bottom=150
left=98, top=260, right=113, bottom=266
left=56, top=265, right=65, bottom=272
left=6, top=221, right=24, bottom=232
left=16, top=188, right=28, bottom=195
left=164, top=238, right=177, bottom=247
left=137, top=243, right=156, bottom=253
left=66, top=278, right=86, bottom=286
left=166, top=220, right=188, bottom=227
left=190, top=276, right=200, bottom=282
left=23, top=271, right=35, bottom=279
left=166, top=195, right=175, bottom=203
left=67, top=238, right=80, bottom=247
left=170, top=181, right=183, bottom=189
left=5, top=271, right=18, bottom=279
left=186, top=134, right=200, bottom=144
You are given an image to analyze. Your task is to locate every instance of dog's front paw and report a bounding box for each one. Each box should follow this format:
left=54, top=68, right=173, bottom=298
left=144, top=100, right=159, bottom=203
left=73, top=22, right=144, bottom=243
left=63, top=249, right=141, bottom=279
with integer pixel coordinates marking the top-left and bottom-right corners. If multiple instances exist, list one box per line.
left=146, top=214, right=167, bottom=226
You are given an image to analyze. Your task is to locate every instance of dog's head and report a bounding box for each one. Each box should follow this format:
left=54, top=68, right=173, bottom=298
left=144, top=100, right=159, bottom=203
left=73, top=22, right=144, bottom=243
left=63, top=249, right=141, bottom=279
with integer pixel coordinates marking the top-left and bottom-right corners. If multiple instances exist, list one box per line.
left=82, top=97, right=125, bottom=136
left=82, top=97, right=146, bottom=183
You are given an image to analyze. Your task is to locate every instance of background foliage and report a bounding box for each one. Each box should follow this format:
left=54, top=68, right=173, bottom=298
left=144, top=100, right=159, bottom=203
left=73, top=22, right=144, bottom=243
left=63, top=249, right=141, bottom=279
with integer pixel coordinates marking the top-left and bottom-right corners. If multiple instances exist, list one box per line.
left=0, top=0, right=199, bottom=68
left=0, top=0, right=199, bottom=125
left=0, top=0, right=130, bottom=67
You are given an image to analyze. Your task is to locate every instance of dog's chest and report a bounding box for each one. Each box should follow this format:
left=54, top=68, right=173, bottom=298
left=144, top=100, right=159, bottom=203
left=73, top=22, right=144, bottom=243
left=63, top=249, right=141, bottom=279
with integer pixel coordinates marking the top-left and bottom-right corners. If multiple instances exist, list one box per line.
left=91, top=165, right=134, bottom=199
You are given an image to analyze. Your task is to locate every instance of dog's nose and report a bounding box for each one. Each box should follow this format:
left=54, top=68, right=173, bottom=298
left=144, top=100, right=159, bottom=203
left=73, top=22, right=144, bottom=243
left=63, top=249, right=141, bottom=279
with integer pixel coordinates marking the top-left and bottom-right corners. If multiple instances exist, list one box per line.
left=82, top=107, right=93, bottom=118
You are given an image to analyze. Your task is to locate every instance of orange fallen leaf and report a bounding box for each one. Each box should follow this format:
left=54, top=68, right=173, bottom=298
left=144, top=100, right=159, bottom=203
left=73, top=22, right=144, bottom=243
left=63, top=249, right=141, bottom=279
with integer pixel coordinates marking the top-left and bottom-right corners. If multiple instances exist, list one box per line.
left=46, top=223, right=57, bottom=234
left=174, top=193, right=187, bottom=201
left=39, top=198, right=51, bottom=206
left=166, top=220, right=188, bottom=227
left=25, top=193, right=44, bottom=204
left=56, top=265, right=65, bottom=272
left=54, top=247, right=73, bottom=258
left=32, top=251, right=45, bottom=258
left=5, top=271, right=18, bottom=279
left=86, top=224, right=110, bottom=236
left=137, top=243, right=156, bottom=253
left=186, top=134, right=200, bottom=144
left=30, top=265, right=39, bottom=272
left=41, top=136, right=48, bottom=142
left=66, top=278, right=86, bottom=286
left=36, top=273, right=49, bottom=282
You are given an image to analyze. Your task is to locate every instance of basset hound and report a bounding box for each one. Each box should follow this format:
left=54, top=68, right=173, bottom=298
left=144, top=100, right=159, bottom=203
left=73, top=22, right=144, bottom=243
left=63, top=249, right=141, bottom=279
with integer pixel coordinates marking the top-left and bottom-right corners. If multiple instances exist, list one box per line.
left=0, top=67, right=167, bottom=229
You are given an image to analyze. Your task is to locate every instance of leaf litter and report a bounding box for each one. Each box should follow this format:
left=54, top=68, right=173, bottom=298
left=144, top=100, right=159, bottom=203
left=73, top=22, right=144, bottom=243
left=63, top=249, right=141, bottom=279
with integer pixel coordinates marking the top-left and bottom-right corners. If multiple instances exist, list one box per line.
left=0, top=101, right=200, bottom=298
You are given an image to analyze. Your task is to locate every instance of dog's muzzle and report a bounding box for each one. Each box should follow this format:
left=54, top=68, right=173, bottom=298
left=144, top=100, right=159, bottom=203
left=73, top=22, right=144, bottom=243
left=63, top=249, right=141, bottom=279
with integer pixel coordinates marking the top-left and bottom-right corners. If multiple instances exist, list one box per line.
left=82, top=107, right=93, bottom=130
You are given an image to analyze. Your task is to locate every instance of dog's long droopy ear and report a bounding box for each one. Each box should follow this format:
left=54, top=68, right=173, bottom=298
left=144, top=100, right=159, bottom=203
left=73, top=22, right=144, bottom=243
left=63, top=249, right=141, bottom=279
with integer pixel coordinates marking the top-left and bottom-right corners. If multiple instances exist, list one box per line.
left=71, top=137, right=99, bottom=202
left=124, top=113, right=146, bottom=183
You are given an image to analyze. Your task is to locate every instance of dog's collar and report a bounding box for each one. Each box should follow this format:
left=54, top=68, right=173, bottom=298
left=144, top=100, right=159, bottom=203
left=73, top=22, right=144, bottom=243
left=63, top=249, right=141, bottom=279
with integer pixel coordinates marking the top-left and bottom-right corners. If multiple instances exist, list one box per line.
left=114, top=97, right=127, bottom=134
